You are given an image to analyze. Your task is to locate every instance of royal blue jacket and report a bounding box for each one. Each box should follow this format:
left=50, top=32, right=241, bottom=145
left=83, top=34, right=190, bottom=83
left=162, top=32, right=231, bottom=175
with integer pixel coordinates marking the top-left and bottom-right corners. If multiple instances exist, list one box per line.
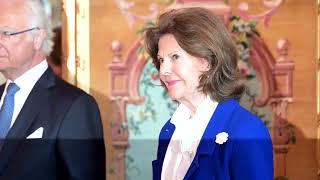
left=152, top=99, right=273, bottom=180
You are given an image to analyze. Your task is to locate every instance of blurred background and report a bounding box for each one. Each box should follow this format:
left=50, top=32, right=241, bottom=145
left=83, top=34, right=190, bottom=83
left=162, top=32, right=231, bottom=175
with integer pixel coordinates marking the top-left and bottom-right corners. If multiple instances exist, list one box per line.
left=0, top=0, right=318, bottom=179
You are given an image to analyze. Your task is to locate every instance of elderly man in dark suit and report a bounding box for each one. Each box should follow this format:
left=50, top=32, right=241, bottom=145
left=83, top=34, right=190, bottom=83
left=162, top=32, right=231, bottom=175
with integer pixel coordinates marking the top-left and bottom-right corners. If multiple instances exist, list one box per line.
left=0, top=0, right=106, bottom=179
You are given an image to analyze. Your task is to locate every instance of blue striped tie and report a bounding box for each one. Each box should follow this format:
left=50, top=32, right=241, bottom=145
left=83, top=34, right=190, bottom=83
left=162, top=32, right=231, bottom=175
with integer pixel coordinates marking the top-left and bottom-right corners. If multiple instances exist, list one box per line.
left=0, top=83, right=20, bottom=138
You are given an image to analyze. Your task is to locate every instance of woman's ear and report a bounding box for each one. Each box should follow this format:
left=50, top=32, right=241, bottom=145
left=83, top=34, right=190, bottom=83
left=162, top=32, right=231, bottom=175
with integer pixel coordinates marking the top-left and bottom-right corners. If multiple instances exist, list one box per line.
left=33, top=28, right=47, bottom=50
left=200, top=58, right=210, bottom=71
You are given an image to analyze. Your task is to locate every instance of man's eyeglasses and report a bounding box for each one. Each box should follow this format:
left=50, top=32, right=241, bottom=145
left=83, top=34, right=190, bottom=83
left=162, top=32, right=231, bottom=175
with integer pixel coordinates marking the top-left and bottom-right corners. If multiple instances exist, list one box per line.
left=0, top=27, right=40, bottom=41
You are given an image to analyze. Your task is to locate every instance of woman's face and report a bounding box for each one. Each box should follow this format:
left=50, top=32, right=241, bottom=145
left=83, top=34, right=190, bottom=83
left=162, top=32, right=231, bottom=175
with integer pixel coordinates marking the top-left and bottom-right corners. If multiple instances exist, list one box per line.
left=157, top=34, right=208, bottom=104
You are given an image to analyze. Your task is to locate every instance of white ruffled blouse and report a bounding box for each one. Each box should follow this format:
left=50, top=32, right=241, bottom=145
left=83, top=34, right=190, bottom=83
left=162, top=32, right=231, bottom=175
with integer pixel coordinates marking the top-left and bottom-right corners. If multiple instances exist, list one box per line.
left=161, top=96, right=218, bottom=180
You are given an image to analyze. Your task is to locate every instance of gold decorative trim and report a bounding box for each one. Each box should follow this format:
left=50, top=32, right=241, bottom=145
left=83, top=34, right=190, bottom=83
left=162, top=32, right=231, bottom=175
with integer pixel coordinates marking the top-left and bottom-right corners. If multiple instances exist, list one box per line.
left=317, top=0, right=320, bottom=177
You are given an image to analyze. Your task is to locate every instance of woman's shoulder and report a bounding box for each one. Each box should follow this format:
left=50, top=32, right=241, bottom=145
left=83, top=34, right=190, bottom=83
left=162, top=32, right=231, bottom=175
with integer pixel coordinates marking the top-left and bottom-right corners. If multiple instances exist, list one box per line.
left=226, top=100, right=271, bottom=140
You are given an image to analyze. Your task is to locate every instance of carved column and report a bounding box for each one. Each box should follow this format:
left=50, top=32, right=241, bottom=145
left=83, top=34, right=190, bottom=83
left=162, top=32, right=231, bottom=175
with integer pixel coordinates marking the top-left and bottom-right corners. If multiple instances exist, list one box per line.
left=109, top=41, right=129, bottom=180
left=271, top=39, right=294, bottom=179
left=109, top=97, right=129, bottom=180
left=270, top=98, right=292, bottom=177
left=109, top=39, right=145, bottom=180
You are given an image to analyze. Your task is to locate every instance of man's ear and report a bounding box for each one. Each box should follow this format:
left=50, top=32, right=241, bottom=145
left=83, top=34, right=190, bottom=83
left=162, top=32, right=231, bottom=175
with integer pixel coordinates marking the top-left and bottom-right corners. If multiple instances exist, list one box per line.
left=33, top=28, right=47, bottom=50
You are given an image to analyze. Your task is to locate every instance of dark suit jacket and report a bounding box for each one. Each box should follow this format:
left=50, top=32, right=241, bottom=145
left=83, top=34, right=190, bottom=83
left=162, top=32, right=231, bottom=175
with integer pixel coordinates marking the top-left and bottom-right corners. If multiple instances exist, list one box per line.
left=152, top=99, right=273, bottom=180
left=0, top=68, right=106, bottom=180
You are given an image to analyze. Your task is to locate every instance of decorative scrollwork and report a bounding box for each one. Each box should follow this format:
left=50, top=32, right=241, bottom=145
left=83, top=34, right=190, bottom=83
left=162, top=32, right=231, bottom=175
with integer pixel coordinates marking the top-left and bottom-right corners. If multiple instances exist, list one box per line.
left=114, top=0, right=159, bottom=28
left=238, top=0, right=283, bottom=27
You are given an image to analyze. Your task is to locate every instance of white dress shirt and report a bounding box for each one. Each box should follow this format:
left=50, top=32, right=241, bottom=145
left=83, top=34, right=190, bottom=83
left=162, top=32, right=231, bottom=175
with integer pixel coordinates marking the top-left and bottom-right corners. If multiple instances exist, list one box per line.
left=161, top=96, right=218, bottom=180
left=0, top=60, right=48, bottom=128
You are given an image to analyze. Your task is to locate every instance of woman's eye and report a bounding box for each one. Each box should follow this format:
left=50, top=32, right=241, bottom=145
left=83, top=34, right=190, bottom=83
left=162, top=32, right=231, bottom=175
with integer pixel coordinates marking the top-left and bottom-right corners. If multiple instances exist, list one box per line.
left=172, top=54, right=179, bottom=60
left=158, top=58, right=164, bottom=64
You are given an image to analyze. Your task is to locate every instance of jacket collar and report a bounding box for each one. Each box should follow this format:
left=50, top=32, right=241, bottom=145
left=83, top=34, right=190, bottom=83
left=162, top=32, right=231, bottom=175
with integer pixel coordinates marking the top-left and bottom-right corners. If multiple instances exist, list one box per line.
left=157, top=120, right=176, bottom=158
left=152, top=119, right=175, bottom=180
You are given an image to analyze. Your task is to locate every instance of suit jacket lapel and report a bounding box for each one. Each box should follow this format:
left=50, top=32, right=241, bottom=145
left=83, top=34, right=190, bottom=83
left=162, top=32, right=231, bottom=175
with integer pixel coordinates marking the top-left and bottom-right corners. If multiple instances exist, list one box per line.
left=0, top=68, right=56, bottom=172
left=184, top=99, right=238, bottom=179
left=153, top=120, right=175, bottom=180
